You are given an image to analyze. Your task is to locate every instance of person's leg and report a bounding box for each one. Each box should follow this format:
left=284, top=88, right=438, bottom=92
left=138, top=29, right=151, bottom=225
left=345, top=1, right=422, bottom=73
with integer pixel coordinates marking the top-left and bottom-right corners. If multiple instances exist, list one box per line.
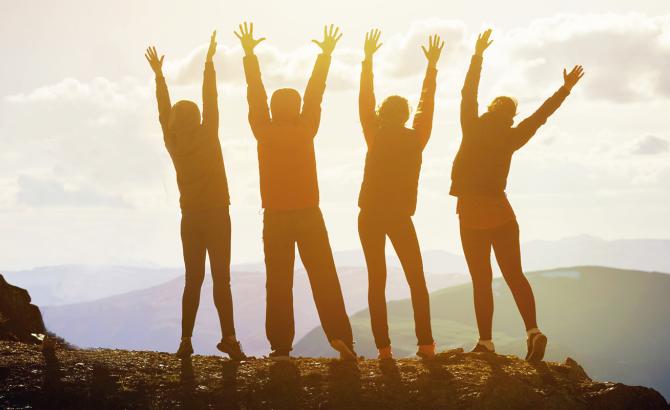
left=296, top=208, right=354, bottom=353
left=205, top=208, right=235, bottom=339
left=358, top=210, right=391, bottom=350
left=387, top=215, right=434, bottom=348
left=491, top=220, right=538, bottom=332
left=180, top=213, right=207, bottom=339
left=459, top=223, right=494, bottom=342
left=263, top=211, right=296, bottom=353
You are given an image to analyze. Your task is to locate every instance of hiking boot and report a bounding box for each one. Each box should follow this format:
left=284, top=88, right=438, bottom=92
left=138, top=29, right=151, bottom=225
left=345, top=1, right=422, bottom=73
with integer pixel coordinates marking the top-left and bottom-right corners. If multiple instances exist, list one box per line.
left=269, top=349, right=291, bottom=361
left=470, top=343, right=495, bottom=353
left=216, top=337, right=247, bottom=361
left=176, top=339, right=194, bottom=359
left=525, top=332, right=547, bottom=362
left=416, top=343, right=436, bottom=360
left=378, top=346, right=393, bottom=361
left=330, top=339, right=357, bottom=361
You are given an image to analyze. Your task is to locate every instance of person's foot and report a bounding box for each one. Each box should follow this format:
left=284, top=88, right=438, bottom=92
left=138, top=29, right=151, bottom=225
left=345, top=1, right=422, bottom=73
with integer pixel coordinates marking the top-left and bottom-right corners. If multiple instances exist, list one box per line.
left=378, top=346, right=393, bottom=361
left=416, top=343, right=436, bottom=360
left=269, top=349, right=291, bottom=361
left=176, top=339, right=194, bottom=359
left=525, top=332, right=547, bottom=362
left=470, top=342, right=495, bottom=353
left=330, top=339, right=357, bottom=361
left=216, top=337, right=247, bottom=361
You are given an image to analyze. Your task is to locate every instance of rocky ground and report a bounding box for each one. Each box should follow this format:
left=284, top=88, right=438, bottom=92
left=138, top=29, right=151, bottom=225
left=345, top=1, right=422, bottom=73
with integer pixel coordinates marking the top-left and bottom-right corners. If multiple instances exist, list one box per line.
left=0, top=341, right=668, bottom=410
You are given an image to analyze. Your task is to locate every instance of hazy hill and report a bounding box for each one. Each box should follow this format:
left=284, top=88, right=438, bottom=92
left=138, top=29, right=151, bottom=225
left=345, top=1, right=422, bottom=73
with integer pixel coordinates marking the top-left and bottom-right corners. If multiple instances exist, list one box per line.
left=294, top=266, right=670, bottom=399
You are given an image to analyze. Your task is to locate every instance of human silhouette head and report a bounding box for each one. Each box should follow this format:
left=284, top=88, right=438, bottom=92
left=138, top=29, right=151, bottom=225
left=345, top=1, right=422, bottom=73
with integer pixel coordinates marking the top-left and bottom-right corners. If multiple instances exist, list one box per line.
left=271, top=88, right=302, bottom=123
left=378, top=95, right=410, bottom=127
left=169, top=100, right=201, bottom=136
left=486, top=96, right=517, bottom=126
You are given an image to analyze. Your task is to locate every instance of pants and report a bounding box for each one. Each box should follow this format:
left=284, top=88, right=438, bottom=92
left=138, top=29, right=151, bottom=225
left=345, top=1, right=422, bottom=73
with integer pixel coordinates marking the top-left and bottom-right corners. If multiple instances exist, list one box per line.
left=263, top=207, right=353, bottom=352
left=180, top=207, right=235, bottom=339
left=358, top=210, right=433, bottom=349
left=459, top=219, right=538, bottom=340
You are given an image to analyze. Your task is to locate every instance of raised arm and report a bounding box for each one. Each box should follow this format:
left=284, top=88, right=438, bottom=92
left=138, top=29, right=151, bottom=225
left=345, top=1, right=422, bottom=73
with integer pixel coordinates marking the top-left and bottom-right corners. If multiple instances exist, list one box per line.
left=145, top=46, right=172, bottom=143
left=359, top=29, right=382, bottom=147
left=461, top=29, right=492, bottom=134
left=235, top=22, right=270, bottom=138
left=301, top=25, right=341, bottom=137
left=413, top=34, right=444, bottom=149
left=512, top=65, right=585, bottom=150
left=201, top=31, right=219, bottom=133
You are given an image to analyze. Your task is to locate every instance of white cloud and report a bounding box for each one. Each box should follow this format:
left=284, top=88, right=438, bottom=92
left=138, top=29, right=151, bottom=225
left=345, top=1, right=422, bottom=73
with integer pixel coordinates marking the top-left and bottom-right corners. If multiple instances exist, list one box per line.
left=16, top=175, right=130, bottom=208
left=630, top=135, right=669, bottom=155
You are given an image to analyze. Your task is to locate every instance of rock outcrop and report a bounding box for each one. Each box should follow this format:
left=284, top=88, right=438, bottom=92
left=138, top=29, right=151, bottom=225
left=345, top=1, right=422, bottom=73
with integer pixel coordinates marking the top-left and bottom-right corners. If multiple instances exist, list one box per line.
left=0, top=274, right=45, bottom=343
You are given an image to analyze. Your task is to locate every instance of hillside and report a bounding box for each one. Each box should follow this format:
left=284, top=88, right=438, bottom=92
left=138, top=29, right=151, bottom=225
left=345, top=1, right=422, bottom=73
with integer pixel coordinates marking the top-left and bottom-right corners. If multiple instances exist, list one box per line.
left=295, top=266, right=670, bottom=399
left=1, top=341, right=668, bottom=409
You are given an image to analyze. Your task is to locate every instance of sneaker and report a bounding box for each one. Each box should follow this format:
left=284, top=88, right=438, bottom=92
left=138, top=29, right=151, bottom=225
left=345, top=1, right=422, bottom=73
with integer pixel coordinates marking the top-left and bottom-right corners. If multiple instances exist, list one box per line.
left=470, top=343, right=495, bottom=353
left=216, top=337, right=247, bottom=361
left=378, top=346, right=393, bottom=361
left=176, top=339, right=194, bottom=359
left=416, top=343, right=436, bottom=360
left=525, top=332, right=547, bottom=362
left=330, top=339, right=357, bottom=361
left=269, top=349, right=291, bottom=361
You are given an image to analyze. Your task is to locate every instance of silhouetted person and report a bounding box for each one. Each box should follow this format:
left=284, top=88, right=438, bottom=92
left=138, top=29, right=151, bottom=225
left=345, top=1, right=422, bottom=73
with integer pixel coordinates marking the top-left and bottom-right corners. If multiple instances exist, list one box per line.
left=235, top=22, right=356, bottom=361
left=358, top=30, right=444, bottom=360
left=451, top=29, right=584, bottom=361
left=145, top=32, right=246, bottom=361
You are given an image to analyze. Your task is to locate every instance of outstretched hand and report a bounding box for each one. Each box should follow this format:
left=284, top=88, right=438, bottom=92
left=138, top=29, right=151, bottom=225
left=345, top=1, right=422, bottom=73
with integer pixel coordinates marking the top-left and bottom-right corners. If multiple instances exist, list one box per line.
left=475, top=29, right=493, bottom=57
left=563, top=65, right=585, bottom=91
left=206, top=31, right=217, bottom=63
left=312, top=24, right=343, bottom=56
left=234, top=22, right=266, bottom=57
left=364, top=29, right=382, bottom=59
left=145, top=46, right=165, bottom=76
left=422, top=34, right=445, bottom=68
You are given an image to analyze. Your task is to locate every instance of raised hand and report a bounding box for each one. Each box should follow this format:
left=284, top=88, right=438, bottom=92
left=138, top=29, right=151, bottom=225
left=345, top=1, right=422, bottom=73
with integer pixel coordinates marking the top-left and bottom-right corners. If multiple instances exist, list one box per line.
left=145, top=46, right=165, bottom=76
left=474, top=29, right=493, bottom=57
left=364, top=29, right=382, bottom=60
left=312, top=24, right=343, bottom=56
left=234, top=22, right=266, bottom=57
left=563, top=65, right=585, bottom=91
left=206, top=31, right=217, bottom=63
left=422, top=34, right=445, bottom=68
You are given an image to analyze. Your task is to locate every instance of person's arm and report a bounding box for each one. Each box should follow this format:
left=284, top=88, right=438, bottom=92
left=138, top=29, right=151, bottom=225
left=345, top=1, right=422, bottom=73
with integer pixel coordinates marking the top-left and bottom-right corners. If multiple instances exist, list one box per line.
left=413, top=34, right=444, bottom=149
left=512, top=65, right=585, bottom=150
left=359, top=29, right=381, bottom=148
left=235, top=22, right=270, bottom=138
left=145, top=46, right=172, bottom=143
left=461, top=29, right=492, bottom=135
left=201, top=31, right=219, bottom=133
left=301, top=25, right=342, bottom=137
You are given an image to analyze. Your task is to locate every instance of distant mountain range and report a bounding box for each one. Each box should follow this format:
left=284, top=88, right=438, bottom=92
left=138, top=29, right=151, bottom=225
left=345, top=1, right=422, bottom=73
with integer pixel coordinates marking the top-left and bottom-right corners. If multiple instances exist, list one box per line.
left=294, top=266, right=670, bottom=400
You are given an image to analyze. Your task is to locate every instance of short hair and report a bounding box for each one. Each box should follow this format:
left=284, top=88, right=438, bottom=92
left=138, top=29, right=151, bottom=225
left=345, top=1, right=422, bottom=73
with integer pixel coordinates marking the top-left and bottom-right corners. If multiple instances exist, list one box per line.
left=377, top=95, right=410, bottom=126
left=487, top=96, right=518, bottom=118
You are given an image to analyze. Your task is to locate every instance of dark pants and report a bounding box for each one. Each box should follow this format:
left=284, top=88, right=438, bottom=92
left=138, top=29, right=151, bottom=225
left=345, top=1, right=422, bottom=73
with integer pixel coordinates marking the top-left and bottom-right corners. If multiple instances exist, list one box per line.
left=358, top=210, right=434, bottom=348
left=180, top=207, right=235, bottom=339
left=459, top=219, right=538, bottom=340
left=263, top=207, right=353, bottom=352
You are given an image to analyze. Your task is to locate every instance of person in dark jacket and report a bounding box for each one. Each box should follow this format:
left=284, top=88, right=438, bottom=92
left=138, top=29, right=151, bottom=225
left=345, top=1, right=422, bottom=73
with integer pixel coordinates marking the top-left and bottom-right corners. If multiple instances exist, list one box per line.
left=145, top=32, right=246, bottom=360
left=235, top=22, right=356, bottom=361
left=451, top=29, right=584, bottom=361
left=358, top=29, right=443, bottom=360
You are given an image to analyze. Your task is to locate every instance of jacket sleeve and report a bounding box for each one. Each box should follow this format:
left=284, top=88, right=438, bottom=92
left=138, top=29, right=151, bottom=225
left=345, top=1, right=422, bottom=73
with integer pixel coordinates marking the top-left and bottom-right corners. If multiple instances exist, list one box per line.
left=201, top=62, right=219, bottom=134
left=301, top=53, right=331, bottom=138
left=359, top=59, right=377, bottom=148
left=242, top=55, right=272, bottom=139
left=412, top=66, right=438, bottom=149
left=155, top=75, right=172, bottom=147
left=461, top=55, right=483, bottom=136
left=512, top=86, right=570, bottom=150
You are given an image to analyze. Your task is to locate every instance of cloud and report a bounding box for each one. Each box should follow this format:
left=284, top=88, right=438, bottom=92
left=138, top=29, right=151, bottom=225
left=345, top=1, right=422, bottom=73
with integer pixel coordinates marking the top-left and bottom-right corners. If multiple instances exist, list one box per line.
left=630, top=135, right=669, bottom=155
left=16, top=175, right=130, bottom=208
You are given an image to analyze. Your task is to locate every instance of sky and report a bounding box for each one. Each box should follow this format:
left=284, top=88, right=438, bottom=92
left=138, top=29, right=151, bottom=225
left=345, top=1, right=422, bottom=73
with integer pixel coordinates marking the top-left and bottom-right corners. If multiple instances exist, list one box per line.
left=0, top=0, right=669, bottom=270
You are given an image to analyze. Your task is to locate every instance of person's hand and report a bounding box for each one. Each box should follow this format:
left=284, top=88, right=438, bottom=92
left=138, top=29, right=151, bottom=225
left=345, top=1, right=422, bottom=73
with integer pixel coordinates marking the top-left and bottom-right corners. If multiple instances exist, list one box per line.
left=474, top=29, right=493, bottom=57
left=563, top=65, right=585, bottom=91
left=422, top=34, right=445, bottom=68
left=312, top=24, right=343, bottom=56
left=364, top=29, right=382, bottom=60
left=145, top=46, right=165, bottom=76
left=206, top=30, right=217, bottom=63
left=234, top=22, right=266, bottom=57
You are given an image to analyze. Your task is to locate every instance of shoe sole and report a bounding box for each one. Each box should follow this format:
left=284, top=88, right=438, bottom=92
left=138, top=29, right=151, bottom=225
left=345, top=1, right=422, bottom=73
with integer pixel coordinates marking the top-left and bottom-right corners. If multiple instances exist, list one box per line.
left=269, top=355, right=291, bottom=362
left=527, top=334, right=547, bottom=363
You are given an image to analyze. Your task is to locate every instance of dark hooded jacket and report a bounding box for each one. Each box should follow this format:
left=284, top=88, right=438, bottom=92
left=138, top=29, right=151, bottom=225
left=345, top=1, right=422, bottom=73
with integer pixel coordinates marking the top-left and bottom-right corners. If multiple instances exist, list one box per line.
left=155, top=62, right=230, bottom=211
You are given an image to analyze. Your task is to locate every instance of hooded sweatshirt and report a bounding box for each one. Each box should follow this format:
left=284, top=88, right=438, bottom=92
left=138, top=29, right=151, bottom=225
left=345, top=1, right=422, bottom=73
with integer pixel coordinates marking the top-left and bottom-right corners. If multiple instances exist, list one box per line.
left=155, top=62, right=230, bottom=212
